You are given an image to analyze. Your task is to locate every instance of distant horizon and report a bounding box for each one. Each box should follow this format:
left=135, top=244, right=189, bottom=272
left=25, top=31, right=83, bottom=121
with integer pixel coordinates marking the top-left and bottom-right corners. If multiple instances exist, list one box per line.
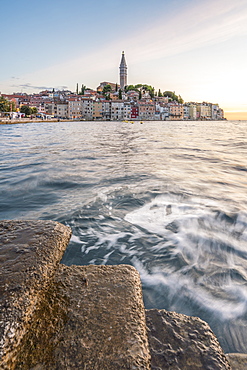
left=224, top=112, right=247, bottom=121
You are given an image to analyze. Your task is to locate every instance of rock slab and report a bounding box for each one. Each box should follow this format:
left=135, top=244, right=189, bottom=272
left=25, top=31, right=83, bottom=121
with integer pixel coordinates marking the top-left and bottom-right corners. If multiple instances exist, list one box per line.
left=17, top=264, right=151, bottom=369
left=146, top=309, right=231, bottom=370
left=0, top=220, right=72, bottom=369
left=226, top=353, right=247, bottom=370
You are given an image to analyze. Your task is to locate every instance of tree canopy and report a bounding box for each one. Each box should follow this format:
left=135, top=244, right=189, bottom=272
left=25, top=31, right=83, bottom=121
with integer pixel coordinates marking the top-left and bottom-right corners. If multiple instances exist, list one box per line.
left=163, top=91, right=184, bottom=104
left=0, top=96, right=15, bottom=112
left=125, top=84, right=155, bottom=98
left=102, top=84, right=112, bottom=95
left=20, top=105, right=32, bottom=116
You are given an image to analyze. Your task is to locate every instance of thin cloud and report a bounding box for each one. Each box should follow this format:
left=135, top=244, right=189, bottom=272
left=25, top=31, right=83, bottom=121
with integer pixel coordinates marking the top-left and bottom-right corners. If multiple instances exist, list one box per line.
left=127, top=0, right=247, bottom=62
left=11, top=83, right=68, bottom=91
left=19, top=0, right=247, bottom=83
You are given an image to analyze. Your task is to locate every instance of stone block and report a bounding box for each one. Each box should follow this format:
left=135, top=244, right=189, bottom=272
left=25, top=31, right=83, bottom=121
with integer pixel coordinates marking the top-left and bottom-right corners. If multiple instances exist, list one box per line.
left=226, top=353, right=247, bottom=370
left=146, top=309, right=231, bottom=370
left=0, top=220, right=72, bottom=369
left=22, top=264, right=150, bottom=369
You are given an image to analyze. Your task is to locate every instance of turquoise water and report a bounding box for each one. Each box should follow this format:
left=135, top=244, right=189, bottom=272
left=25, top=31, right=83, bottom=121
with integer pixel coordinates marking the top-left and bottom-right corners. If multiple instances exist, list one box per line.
left=1, top=120, right=247, bottom=353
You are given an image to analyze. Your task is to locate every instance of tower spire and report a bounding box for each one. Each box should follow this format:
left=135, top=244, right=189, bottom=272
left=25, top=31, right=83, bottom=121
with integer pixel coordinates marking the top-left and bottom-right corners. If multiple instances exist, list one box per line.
left=119, top=51, right=127, bottom=90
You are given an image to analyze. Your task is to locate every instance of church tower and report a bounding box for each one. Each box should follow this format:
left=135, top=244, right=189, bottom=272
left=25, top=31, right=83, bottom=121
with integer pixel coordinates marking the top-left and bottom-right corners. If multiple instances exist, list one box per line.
left=119, top=51, right=127, bottom=90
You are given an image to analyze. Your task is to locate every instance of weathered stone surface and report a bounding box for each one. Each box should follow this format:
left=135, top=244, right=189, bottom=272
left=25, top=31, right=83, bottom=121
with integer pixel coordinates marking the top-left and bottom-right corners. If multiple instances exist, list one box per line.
left=0, top=220, right=72, bottom=369
left=146, top=309, right=231, bottom=370
left=19, top=264, right=151, bottom=369
left=226, top=353, right=247, bottom=370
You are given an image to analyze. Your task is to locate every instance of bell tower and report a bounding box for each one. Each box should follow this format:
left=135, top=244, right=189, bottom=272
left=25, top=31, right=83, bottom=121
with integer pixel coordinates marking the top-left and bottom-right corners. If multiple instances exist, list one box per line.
left=119, top=51, right=127, bottom=90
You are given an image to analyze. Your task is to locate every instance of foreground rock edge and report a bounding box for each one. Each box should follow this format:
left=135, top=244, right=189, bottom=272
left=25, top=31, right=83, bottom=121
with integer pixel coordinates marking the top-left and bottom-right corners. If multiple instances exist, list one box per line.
left=146, top=309, right=231, bottom=369
left=0, top=220, right=72, bottom=369
left=1, top=220, right=245, bottom=369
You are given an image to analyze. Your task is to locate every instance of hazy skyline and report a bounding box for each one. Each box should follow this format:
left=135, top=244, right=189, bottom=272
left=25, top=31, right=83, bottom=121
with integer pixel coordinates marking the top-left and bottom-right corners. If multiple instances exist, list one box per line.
left=1, top=0, right=247, bottom=119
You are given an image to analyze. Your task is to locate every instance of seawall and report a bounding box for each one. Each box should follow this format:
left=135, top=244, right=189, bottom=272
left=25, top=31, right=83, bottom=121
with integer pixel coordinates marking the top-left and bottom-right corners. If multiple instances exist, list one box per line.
left=0, top=220, right=246, bottom=369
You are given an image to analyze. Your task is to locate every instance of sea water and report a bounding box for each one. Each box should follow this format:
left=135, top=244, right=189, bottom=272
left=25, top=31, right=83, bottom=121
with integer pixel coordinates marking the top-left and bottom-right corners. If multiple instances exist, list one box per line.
left=1, top=120, right=247, bottom=353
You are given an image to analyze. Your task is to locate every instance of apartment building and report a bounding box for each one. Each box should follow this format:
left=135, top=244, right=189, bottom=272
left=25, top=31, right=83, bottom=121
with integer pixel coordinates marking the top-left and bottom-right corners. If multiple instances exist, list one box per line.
left=111, top=100, right=125, bottom=120
left=138, top=101, right=155, bottom=120
left=168, top=103, right=184, bottom=120
left=81, top=98, right=93, bottom=119
left=197, top=102, right=212, bottom=120
left=101, top=100, right=111, bottom=120
left=123, top=102, right=131, bottom=120
left=92, top=101, right=103, bottom=120
left=68, top=98, right=83, bottom=119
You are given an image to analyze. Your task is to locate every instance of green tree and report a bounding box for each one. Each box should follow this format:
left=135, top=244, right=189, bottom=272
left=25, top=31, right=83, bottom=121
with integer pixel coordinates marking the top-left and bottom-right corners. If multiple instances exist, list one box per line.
left=163, top=91, right=182, bottom=102
left=158, top=89, right=163, bottom=97
left=76, top=83, right=79, bottom=95
left=149, top=86, right=155, bottom=99
left=139, top=90, right=142, bottom=100
left=115, top=83, right=118, bottom=92
left=78, top=84, right=86, bottom=95
left=125, top=85, right=138, bottom=92
left=20, top=105, right=32, bottom=116
left=141, top=85, right=154, bottom=98
left=118, top=89, right=122, bottom=100
left=102, top=84, right=112, bottom=95
left=178, top=95, right=184, bottom=104
left=31, top=107, right=38, bottom=114
left=0, top=96, right=11, bottom=112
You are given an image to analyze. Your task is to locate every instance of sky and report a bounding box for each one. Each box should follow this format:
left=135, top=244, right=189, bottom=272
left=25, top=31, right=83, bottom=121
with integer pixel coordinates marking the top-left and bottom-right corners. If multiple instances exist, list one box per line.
left=1, top=0, right=247, bottom=119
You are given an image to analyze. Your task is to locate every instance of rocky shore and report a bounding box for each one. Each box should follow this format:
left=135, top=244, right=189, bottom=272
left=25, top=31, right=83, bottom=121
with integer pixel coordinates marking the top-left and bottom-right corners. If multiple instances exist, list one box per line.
left=0, top=220, right=246, bottom=369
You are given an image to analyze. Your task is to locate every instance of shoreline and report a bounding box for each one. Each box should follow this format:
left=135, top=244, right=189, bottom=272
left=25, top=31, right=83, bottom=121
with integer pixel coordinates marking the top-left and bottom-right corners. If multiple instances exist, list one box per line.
left=0, top=118, right=232, bottom=125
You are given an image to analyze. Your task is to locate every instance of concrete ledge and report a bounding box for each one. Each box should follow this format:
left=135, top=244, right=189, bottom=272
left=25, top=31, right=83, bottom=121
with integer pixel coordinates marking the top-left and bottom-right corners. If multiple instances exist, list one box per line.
left=0, top=220, right=72, bottom=369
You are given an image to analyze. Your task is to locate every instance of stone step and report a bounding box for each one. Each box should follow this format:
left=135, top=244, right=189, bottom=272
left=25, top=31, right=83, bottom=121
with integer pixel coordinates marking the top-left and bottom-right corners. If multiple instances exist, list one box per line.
left=0, top=220, right=72, bottom=369
left=35, top=264, right=150, bottom=369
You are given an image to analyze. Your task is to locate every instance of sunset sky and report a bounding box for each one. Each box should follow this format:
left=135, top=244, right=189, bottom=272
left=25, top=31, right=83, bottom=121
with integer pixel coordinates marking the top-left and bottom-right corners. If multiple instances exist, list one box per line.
left=1, top=0, right=247, bottom=119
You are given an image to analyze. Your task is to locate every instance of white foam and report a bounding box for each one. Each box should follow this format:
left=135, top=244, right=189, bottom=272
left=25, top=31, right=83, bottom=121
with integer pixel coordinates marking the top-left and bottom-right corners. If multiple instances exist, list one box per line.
left=71, top=234, right=84, bottom=244
left=131, top=256, right=247, bottom=321
left=126, top=195, right=247, bottom=320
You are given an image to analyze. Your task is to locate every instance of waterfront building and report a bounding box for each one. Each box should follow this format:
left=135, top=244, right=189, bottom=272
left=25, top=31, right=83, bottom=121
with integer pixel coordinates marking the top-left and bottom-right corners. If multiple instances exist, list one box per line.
left=183, top=105, right=190, bottom=120
left=138, top=101, right=155, bottom=120
left=81, top=98, right=93, bottom=119
left=101, top=100, right=111, bottom=120
left=111, top=100, right=125, bottom=120
left=119, top=51, right=127, bottom=90
left=68, top=98, right=83, bottom=119
left=168, top=102, right=184, bottom=120
left=130, top=105, right=139, bottom=119
left=92, top=101, right=103, bottom=120
left=197, top=102, right=212, bottom=120
left=155, top=103, right=169, bottom=120
left=211, top=104, right=224, bottom=120
left=123, top=102, right=131, bottom=120
left=55, top=102, right=68, bottom=119
left=186, top=103, right=197, bottom=120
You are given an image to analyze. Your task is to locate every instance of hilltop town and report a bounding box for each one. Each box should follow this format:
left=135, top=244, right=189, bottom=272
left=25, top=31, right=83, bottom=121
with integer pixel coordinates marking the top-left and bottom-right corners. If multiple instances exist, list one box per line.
left=0, top=52, right=224, bottom=121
